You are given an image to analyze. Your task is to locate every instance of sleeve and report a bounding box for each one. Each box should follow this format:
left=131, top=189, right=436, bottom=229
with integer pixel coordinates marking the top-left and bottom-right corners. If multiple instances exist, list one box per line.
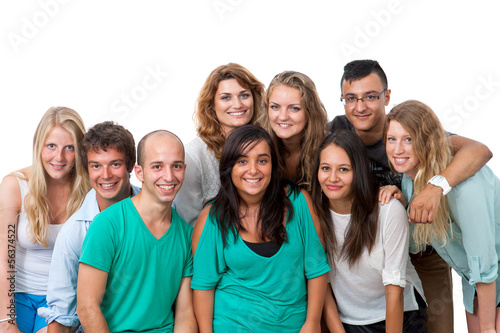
left=381, top=199, right=410, bottom=287
left=80, top=213, right=117, bottom=272
left=37, top=226, right=81, bottom=327
left=173, top=150, right=204, bottom=226
left=295, top=191, right=331, bottom=279
left=447, top=167, right=499, bottom=285
left=191, top=215, right=226, bottom=290
left=182, top=225, right=193, bottom=278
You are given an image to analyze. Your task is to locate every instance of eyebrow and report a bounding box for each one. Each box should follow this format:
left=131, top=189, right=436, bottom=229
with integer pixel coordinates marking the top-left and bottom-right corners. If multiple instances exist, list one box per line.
left=344, top=90, right=380, bottom=96
left=88, top=159, right=125, bottom=164
left=219, top=89, right=250, bottom=96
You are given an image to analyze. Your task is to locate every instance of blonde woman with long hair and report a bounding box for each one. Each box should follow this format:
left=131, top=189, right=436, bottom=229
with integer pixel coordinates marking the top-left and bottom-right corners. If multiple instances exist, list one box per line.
left=259, top=71, right=328, bottom=192
left=382, top=100, right=500, bottom=333
left=174, top=63, right=265, bottom=225
left=0, top=107, right=89, bottom=333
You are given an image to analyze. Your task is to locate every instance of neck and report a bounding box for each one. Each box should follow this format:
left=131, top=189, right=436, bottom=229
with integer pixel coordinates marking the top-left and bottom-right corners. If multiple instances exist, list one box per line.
left=131, top=191, right=173, bottom=225
left=355, top=118, right=386, bottom=146
left=96, top=184, right=132, bottom=211
left=329, top=197, right=352, bottom=215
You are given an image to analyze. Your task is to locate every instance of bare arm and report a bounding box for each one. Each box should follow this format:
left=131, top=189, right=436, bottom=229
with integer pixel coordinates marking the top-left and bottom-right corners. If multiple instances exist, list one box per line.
left=76, top=263, right=109, bottom=333
left=300, top=274, right=328, bottom=333
left=323, top=285, right=345, bottom=333
left=193, top=289, right=214, bottom=333
left=475, top=282, right=497, bottom=332
left=409, top=135, right=492, bottom=223
left=384, top=285, right=404, bottom=333
left=47, top=321, right=74, bottom=333
left=0, top=175, right=22, bottom=333
left=174, top=276, right=197, bottom=333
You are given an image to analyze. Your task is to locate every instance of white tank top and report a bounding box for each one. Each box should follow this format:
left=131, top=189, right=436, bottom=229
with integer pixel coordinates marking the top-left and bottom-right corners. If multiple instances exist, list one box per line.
left=15, top=175, right=63, bottom=295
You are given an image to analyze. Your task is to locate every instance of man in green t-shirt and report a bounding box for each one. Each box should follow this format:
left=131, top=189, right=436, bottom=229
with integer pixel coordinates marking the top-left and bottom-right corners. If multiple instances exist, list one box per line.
left=77, top=130, right=196, bottom=333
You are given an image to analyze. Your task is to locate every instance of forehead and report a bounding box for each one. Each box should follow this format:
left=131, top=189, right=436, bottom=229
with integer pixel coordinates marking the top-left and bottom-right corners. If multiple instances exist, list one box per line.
left=269, top=84, right=301, bottom=101
left=87, top=146, right=126, bottom=161
left=44, top=125, right=73, bottom=142
left=241, top=139, right=270, bottom=155
left=216, top=78, right=247, bottom=93
left=341, top=73, right=384, bottom=94
left=144, top=135, right=184, bottom=162
left=320, top=144, right=350, bottom=163
left=387, top=120, right=410, bottom=135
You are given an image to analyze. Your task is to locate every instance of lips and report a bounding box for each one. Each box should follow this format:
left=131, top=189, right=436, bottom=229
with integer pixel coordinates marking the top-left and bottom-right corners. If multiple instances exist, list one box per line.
left=50, top=163, right=66, bottom=170
left=244, top=178, right=261, bottom=184
left=277, top=123, right=292, bottom=128
left=326, top=184, right=342, bottom=190
left=99, top=182, right=118, bottom=190
left=158, top=184, right=175, bottom=192
left=393, top=157, right=409, bottom=165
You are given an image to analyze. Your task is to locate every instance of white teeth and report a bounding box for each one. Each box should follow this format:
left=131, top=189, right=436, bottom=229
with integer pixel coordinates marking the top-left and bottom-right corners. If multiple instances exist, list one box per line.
left=229, top=111, right=245, bottom=116
left=278, top=123, right=292, bottom=128
left=245, top=179, right=260, bottom=183
left=101, top=183, right=116, bottom=188
left=395, top=158, right=407, bottom=163
left=158, top=184, right=174, bottom=190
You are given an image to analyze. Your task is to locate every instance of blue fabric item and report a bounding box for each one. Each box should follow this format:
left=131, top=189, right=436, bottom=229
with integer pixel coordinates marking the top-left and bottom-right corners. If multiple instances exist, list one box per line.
left=37, top=185, right=141, bottom=327
left=15, top=293, right=48, bottom=333
left=403, top=166, right=500, bottom=313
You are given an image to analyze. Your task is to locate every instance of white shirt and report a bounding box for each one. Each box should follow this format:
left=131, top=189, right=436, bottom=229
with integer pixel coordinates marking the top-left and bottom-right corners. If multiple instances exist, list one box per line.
left=329, top=198, right=424, bottom=325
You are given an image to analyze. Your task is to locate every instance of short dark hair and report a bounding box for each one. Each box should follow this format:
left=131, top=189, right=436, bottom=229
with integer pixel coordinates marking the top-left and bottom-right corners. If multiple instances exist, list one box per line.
left=136, top=130, right=184, bottom=167
left=211, top=125, right=293, bottom=246
left=81, top=121, right=136, bottom=173
left=341, top=59, right=388, bottom=90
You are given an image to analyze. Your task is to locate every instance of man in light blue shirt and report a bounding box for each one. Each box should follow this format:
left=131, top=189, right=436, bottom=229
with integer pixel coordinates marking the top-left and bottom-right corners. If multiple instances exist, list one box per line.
left=38, top=121, right=140, bottom=332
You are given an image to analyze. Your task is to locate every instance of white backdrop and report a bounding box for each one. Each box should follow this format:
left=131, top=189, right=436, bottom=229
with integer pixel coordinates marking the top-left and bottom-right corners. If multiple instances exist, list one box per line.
left=1, top=1, right=499, bottom=331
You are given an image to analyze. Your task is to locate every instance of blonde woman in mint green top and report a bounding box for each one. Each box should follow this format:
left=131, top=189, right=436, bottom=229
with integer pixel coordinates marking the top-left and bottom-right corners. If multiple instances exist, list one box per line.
left=191, top=125, right=330, bottom=332
left=383, top=100, right=500, bottom=333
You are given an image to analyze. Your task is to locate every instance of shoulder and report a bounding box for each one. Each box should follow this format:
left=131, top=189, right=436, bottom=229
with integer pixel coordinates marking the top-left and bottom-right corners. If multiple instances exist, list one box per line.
left=0, top=173, right=23, bottom=209
left=377, top=198, right=408, bottom=227
left=185, top=136, right=207, bottom=155
left=329, top=115, right=353, bottom=132
left=172, top=208, right=194, bottom=233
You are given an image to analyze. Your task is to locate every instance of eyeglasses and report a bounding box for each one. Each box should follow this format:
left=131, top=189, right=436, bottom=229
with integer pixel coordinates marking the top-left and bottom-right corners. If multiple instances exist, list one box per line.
left=340, top=89, right=387, bottom=106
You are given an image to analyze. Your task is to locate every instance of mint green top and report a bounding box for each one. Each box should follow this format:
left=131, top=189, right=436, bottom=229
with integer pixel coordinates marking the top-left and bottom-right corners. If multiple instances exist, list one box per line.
left=191, top=190, right=330, bottom=332
left=403, top=166, right=500, bottom=313
left=80, top=198, right=193, bottom=333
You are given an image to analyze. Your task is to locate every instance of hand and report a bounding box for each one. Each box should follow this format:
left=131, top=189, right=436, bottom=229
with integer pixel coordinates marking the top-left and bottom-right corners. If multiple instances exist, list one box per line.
left=408, top=183, right=442, bottom=223
left=299, top=319, right=321, bottom=333
left=378, top=185, right=406, bottom=207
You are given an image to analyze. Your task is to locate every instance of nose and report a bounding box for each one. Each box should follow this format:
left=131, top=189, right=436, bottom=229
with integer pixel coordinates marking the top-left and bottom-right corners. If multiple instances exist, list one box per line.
left=394, top=141, right=404, bottom=154
left=277, top=108, right=289, bottom=121
left=56, top=148, right=65, bottom=162
left=248, top=160, right=257, bottom=175
left=102, top=166, right=111, bottom=179
left=232, top=97, right=243, bottom=109
left=354, top=98, right=367, bottom=112
left=163, top=167, right=174, bottom=182
left=328, top=170, right=340, bottom=182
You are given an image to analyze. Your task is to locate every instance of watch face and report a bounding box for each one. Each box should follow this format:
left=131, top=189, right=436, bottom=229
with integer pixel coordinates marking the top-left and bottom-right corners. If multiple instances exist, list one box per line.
left=433, top=175, right=445, bottom=183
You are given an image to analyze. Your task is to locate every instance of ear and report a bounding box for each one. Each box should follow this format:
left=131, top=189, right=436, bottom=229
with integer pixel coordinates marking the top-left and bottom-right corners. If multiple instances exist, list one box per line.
left=384, top=89, right=392, bottom=106
left=134, top=164, right=144, bottom=183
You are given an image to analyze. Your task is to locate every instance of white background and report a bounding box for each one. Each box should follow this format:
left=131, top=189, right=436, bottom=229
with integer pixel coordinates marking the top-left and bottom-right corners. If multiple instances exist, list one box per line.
left=1, top=1, right=499, bottom=331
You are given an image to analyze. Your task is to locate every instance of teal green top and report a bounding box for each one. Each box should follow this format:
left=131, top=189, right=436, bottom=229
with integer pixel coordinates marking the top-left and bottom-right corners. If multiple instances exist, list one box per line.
left=191, top=190, right=330, bottom=332
left=80, top=198, right=193, bottom=333
left=402, top=166, right=500, bottom=313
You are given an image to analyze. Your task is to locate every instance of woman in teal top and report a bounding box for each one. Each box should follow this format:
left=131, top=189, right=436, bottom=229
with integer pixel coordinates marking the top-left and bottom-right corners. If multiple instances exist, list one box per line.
left=382, top=100, right=500, bottom=333
left=191, top=125, right=330, bottom=333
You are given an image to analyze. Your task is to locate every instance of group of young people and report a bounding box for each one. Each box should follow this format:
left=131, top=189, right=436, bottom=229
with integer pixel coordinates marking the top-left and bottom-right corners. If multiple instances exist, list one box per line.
left=0, top=59, right=498, bottom=333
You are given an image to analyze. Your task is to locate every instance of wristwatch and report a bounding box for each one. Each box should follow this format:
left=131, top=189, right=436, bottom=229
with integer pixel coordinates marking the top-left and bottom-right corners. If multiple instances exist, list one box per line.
left=427, top=175, right=451, bottom=195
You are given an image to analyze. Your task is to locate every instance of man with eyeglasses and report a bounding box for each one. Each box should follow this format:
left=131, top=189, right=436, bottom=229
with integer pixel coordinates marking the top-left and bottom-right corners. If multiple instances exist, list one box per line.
left=329, top=59, right=492, bottom=333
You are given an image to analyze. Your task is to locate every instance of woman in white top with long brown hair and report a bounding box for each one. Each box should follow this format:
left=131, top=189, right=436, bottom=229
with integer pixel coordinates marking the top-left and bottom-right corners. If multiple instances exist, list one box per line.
left=0, top=107, right=89, bottom=333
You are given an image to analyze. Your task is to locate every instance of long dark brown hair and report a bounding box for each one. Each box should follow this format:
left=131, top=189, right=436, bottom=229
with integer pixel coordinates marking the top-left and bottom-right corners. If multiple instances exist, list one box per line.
left=210, top=125, right=294, bottom=246
left=311, top=130, right=379, bottom=267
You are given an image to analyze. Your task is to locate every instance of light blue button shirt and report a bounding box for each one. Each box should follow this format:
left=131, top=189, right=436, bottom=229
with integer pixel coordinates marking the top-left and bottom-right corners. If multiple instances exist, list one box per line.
left=402, top=166, right=500, bottom=313
left=38, top=185, right=141, bottom=328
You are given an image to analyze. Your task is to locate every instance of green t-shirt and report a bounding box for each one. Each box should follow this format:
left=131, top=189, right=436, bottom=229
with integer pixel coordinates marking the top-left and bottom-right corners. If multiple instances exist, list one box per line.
left=80, top=198, right=193, bottom=333
left=191, top=190, right=330, bottom=332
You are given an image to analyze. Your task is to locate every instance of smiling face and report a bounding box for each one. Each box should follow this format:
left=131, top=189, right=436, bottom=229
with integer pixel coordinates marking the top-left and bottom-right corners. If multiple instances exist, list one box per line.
left=135, top=134, right=186, bottom=205
left=317, top=144, right=353, bottom=212
left=268, top=84, right=307, bottom=144
left=41, top=125, right=76, bottom=182
left=385, top=120, right=420, bottom=179
left=87, top=147, right=131, bottom=210
left=341, top=73, right=390, bottom=136
left=213, top=78, right=254, bottom=136
left=231, top=140, right=272, bottom=203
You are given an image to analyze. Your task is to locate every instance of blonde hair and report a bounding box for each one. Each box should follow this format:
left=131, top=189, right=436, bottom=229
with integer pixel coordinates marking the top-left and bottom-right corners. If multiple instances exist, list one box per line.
left=25, top=106, right=90, bottom=247
left=385, top=100, right=452, bottom=250
left=260, top=71, right=328, bottom=191
left=194, top=63, right=265, bottom=160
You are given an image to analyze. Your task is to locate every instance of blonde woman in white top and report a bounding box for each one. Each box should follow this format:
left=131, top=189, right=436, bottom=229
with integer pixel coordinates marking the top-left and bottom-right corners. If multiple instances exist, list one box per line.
left=0, top=107, right=89, bottom=333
